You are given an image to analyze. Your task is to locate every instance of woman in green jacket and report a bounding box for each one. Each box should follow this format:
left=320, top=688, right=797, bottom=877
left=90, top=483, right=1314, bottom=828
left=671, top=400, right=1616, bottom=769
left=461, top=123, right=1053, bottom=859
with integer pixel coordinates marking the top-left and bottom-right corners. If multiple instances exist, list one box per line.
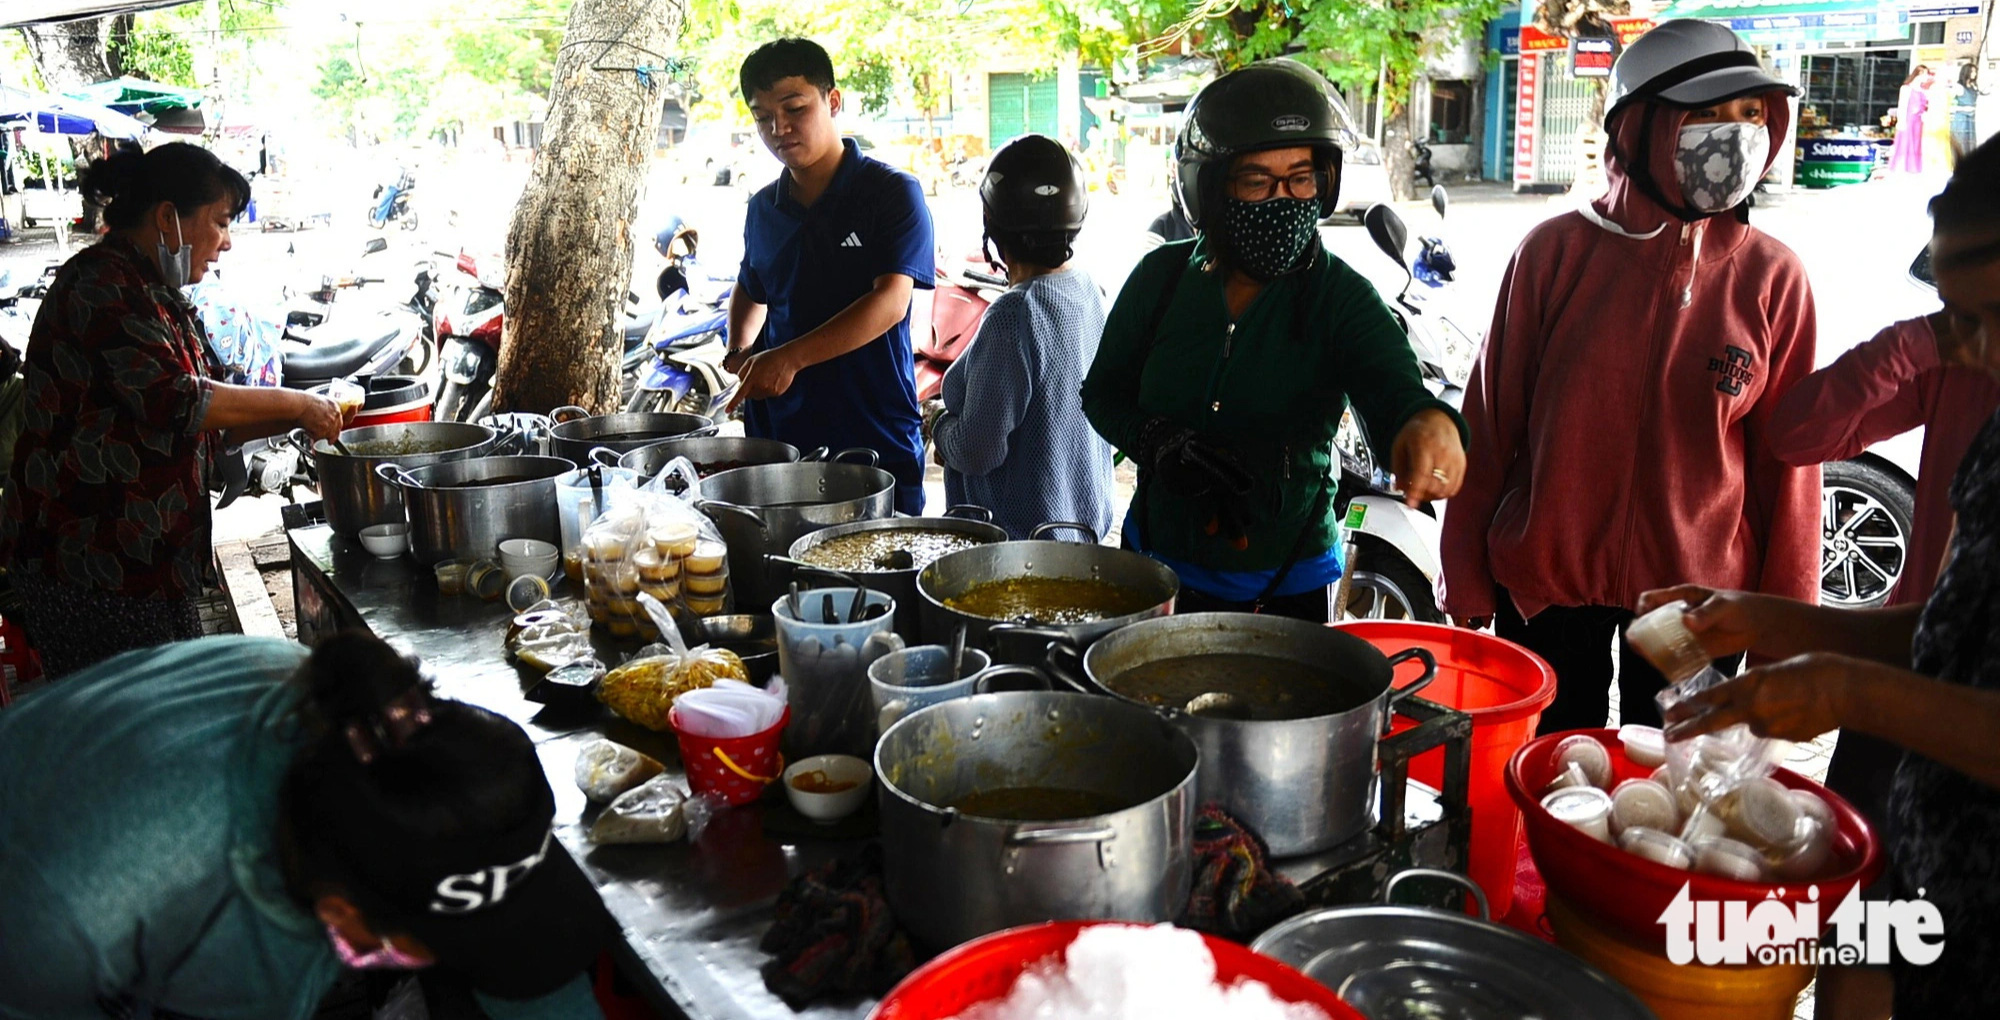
left=1083, top=59, right=1466, bottom=622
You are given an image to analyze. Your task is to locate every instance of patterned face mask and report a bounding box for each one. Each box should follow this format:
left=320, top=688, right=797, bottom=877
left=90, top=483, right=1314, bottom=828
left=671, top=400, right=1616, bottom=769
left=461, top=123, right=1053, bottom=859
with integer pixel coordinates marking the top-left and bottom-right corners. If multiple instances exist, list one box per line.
left=1673, top=122, right=1770, bottom=215
left=1218, top=196, right=1319, bottom=281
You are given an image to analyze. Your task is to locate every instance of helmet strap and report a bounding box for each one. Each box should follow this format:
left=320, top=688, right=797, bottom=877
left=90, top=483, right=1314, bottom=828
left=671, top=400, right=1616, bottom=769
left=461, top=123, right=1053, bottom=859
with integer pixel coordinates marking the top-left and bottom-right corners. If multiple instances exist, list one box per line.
left=981, top=232, right=1003, bottom=273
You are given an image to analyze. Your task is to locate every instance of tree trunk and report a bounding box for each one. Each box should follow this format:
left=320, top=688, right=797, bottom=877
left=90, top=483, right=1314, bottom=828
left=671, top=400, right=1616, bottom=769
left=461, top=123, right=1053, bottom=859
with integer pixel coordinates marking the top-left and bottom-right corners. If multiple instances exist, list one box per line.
left=493, top=0, right=682, bottom=415
left=20, top=17, right=120, bottom=93
left=1384, top=101, right=1416, bottom=202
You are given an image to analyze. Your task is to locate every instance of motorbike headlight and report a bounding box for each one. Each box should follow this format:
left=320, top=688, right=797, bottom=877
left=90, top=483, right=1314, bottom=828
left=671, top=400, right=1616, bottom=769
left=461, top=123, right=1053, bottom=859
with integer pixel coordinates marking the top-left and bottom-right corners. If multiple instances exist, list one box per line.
left=1346, top=146, right=1384, bottom=166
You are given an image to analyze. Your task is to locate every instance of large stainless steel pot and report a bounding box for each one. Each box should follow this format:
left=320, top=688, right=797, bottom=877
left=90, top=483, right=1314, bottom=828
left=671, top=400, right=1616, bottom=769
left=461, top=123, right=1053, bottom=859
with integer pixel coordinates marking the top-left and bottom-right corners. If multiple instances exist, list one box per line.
left=1063, top=613, right=1435, bottom=856
left=696, top=453, right=897, bottom=612
left=609, top=435, right=801, bottom=482
left=375, top=455, right=572, bottom=565
left=915, top=523, right=1178, bottom=661
left=875, top=691, right=1198, bottom=950
left=780, top=507, right=1008, bottom=639
left=311, top=421, right=499, bottom=537
left=1251, top=869, right=1655, bottom=1018
left=546, top=405, right=714, bottom=465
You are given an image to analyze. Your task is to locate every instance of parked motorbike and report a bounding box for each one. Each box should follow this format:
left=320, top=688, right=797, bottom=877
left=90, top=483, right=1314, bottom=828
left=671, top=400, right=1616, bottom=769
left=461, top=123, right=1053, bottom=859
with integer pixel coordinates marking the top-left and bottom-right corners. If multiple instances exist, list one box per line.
left=433, top=249, right=663, bottom=423
left=916, top=256, right=1008, bottom=402
left=1412, top=139, right=1436, bottom=189
left=1331, top=186, right=1475, bottom=623
left=367, top=168, right=417, bottom=231
left=624, top=284, right=738, bottom=419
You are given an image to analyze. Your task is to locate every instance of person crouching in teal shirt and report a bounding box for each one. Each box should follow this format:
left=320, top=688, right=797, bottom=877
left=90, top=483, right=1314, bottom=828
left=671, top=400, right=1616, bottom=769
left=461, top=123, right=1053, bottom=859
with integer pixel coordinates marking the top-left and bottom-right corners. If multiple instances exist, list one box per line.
left=0, top=633, right=611, bottom=1019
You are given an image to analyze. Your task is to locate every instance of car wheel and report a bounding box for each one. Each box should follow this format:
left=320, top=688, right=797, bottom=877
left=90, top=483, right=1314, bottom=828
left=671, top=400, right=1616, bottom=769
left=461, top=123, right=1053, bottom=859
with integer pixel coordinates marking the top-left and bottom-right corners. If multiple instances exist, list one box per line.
left=1340, top=534, right=1443, bottom=622
left=1821, top=458, right=1915, bottom=609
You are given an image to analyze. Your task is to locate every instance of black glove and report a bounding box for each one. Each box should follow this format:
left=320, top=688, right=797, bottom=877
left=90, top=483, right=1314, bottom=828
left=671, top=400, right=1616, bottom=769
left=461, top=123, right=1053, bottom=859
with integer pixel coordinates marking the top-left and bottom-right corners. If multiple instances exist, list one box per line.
left=1134, top=418, right=1255, bottom=498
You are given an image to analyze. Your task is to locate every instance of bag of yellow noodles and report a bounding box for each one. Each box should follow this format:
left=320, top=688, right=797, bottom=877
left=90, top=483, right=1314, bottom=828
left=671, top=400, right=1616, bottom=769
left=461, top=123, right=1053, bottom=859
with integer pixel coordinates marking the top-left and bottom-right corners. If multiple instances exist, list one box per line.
left=594, top=593, right=749, bottom=730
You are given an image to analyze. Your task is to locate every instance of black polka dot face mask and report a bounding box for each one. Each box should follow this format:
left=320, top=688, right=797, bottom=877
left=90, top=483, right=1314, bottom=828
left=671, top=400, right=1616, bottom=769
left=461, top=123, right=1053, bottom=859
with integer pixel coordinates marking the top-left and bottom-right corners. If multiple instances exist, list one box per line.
left=1219, top=197, right=1319, bottom=282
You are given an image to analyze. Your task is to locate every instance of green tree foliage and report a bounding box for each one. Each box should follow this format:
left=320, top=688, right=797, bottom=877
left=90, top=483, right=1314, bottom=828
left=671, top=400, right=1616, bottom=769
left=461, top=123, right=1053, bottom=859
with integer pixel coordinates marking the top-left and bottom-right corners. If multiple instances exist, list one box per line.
left=113, top=1, right=283, bottom=87
left=683, top=0, right=983, bottom=122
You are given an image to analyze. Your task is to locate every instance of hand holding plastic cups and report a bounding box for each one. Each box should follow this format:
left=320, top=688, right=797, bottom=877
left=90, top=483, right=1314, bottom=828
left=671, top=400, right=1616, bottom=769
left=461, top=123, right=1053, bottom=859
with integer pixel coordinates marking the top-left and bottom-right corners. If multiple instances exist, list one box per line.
left=1626, top=600, right=1711, bottom=684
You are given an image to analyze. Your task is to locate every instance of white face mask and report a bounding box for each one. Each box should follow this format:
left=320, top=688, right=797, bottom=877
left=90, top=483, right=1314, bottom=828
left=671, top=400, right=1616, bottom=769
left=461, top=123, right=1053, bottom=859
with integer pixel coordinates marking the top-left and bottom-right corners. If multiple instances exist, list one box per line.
left=1673, top=121, right=1770, bottom=215
left=155, top=207, right=192, bottom=289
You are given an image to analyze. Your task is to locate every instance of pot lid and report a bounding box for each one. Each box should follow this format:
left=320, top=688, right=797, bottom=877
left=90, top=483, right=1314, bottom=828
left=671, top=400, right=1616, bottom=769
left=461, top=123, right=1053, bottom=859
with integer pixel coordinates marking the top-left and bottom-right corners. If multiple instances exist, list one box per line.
left=1251, top=906, right=1655, bottom=1019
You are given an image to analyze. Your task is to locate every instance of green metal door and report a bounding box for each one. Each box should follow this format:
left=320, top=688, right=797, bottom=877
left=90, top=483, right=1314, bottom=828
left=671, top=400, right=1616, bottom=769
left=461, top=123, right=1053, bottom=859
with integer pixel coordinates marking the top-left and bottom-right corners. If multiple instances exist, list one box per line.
left=988, top=73, right=1060, bottom=148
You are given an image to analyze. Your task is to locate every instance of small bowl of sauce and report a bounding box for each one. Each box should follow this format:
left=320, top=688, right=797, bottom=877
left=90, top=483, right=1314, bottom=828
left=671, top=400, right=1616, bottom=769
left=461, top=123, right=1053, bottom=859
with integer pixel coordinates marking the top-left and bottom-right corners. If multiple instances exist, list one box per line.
left=782, top=754, right=873, bottom=824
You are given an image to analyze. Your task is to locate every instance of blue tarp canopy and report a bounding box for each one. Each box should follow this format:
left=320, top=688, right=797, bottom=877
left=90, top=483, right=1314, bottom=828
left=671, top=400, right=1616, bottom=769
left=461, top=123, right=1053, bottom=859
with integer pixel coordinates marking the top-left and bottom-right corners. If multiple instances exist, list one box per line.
left=0, top=84, right=148, bottom=139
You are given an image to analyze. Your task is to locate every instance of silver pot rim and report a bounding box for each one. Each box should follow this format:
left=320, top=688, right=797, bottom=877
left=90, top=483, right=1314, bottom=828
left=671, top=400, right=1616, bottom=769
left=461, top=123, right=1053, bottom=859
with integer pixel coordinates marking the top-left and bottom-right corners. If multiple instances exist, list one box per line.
left=873, top=690, right=1200, bottom=820
left=1079, top=612, right=1435, bottom=726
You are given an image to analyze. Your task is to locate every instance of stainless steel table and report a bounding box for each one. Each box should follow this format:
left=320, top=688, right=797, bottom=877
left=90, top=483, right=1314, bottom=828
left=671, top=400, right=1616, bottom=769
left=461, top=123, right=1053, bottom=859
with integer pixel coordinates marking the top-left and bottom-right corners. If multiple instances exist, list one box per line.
left=290, top=523, right=1458, bottom=1020
left=291, top=523, right=877, bottom=1020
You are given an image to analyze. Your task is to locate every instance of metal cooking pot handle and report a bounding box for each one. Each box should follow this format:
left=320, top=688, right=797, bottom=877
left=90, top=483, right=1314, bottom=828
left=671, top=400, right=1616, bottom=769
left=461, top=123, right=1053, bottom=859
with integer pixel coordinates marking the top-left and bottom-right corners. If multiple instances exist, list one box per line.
left=945, top=504, right=994, bottom=523
left=1383, top=867, right=1490, bottom=921
left=700, top=499, right=767, bottom=532
left=1023, top=634, right=1110, bottom=697
left=1384, top=647, right=1439, bottom=708
left=685, top=421, right=721, bottom=439
left=1006, top=825, right=1117, bottom=846
left=489, top=430, right=529, bottom=457
left=589, top=446, right=624, bottom=468
left=551, top=404, right=589, bottom=424
left=373, top=462, right=421, bottom=489
left=1031, top=521, right=1100, bottom=543
left=829, top=447, right=880, bottom=466
left=972, top=664, right=1053, bottom=694
left=798, top=446, right=831, bottom=463
left=286, top=428, right=315, bottom=458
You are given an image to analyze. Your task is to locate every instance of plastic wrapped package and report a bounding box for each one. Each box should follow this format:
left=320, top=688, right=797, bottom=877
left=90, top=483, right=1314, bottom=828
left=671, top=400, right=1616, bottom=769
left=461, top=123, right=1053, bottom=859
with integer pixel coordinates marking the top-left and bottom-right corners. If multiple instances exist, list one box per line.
left=581, top=468, right=736, bottom=640
left=588, top=774, right=689, bottom=844
left=506, top=604, right=592, bottom=673
left=595, top=647, right=749, bottom=731
left=574, top=739, right=666, bottom=803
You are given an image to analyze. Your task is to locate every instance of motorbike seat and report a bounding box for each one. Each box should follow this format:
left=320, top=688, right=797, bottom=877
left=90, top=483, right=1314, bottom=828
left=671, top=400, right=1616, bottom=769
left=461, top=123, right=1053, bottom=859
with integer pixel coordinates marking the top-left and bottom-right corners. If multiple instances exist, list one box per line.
left=283, top=321, right=403, bottom=384
left=624, top=304, right=659, bottom=350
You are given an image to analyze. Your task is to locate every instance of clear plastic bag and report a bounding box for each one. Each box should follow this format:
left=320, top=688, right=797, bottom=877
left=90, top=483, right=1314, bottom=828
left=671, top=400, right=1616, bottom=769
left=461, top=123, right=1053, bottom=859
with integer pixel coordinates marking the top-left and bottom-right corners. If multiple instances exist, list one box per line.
left=588, top=774, right=689, bottom=844
left=1656, top=667, right=1808, bottom=862
left=574, top=738, right=665, bottom=803
left=579, top=474, right=735, bottom=640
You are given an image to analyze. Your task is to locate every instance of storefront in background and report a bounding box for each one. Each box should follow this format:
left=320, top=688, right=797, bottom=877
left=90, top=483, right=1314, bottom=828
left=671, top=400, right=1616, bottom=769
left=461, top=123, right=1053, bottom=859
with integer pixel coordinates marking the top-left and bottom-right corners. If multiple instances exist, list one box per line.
left=1659, top=0, right=1986, bottom=187
left=1510, top=15, right=1653, bottom=191
left=1483, top=11, right=1522, bottom=182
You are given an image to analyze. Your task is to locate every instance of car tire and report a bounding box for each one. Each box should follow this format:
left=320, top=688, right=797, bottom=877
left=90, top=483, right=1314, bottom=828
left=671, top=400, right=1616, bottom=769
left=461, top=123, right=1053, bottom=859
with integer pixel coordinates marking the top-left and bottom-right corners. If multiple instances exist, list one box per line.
left=1822, top=458, right=1915, bottom=609
left=1341, top=534, right=1444, bottom=623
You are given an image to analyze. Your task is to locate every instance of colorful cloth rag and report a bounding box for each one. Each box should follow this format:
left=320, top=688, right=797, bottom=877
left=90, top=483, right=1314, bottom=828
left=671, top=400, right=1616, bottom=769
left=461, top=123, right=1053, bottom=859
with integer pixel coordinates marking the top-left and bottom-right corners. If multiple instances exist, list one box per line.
left=759, top=844, right=916, bottom=1009
left=1180, top=804, right=1306, bottom=941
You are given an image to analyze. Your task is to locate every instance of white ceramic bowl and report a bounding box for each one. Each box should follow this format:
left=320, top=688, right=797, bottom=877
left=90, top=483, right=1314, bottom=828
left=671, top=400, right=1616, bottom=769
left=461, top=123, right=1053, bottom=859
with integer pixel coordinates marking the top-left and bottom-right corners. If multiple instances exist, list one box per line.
left=498, top=538, right=561, bottom=580
left=781, top=754, right=872, bottom=824
left=358, top=523, right=410, bottom=559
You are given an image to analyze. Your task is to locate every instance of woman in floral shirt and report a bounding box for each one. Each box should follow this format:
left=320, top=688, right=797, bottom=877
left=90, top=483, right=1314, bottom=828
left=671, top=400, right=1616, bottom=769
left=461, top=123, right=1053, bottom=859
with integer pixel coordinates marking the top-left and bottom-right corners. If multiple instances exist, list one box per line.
left=1, top=143, right=347, bottom=678
left=1647, top=134, right=2000, bottom=1018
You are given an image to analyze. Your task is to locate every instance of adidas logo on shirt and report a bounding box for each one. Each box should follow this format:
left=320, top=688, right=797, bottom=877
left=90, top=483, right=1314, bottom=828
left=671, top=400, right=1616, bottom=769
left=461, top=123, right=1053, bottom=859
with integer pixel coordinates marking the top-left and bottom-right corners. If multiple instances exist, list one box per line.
left=840, top=232, right=863, bottom=247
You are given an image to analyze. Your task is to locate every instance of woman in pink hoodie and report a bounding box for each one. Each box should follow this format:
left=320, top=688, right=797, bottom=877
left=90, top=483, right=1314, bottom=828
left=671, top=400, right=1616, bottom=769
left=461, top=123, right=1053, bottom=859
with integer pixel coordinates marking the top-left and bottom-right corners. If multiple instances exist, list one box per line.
left=1440, top=19, right=1821, bottom=733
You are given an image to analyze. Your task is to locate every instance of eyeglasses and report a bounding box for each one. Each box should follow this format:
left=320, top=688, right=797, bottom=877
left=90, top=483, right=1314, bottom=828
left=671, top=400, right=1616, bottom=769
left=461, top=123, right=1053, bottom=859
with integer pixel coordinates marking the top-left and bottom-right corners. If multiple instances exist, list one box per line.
left=1227, top=170, right=1325, bottom=203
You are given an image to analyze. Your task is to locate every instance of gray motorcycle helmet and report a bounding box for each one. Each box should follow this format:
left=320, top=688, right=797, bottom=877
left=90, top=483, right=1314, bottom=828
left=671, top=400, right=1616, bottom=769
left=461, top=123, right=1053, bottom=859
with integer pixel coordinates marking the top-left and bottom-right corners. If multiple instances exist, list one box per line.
left=1605, top=19, right=1796, bottom=121
left=1173, top=59, right=1347, bottom=227
left=979, top=133, right=1089, bottom=234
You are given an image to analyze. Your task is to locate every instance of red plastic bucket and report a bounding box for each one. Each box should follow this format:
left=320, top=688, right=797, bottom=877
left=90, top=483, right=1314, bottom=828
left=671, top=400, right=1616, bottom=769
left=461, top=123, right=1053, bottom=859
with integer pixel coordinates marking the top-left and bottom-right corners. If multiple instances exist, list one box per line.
left=1508, top=728, right=1883, bottom=950
left=869, top=921, right=1366, bottom=1020
left=670, top=705, right=790, bottom=806
left=1333, top=621, right=1557, bottom=918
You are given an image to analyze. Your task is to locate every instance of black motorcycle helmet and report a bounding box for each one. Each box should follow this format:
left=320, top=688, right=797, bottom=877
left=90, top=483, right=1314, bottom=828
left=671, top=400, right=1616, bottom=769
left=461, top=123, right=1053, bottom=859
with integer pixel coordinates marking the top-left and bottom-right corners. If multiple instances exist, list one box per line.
left=1173, top=58, right=1348, bottom=228
left=979, top=133, right=1089, bottom=267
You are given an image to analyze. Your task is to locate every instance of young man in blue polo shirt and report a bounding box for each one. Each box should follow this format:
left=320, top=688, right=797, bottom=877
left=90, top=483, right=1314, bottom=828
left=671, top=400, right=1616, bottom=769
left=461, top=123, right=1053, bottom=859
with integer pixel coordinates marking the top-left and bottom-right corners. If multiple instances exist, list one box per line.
left=725, top=38, right=935, bottom=514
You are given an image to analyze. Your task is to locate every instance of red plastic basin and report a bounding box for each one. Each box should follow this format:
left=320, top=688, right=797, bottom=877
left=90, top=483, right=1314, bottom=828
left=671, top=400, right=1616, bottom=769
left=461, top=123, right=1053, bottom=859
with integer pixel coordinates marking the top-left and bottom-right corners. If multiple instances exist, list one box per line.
left=1337, top=621, right=1556, bottom=919
left=870, top=921, right=1365, bottom=1020
left=1506, top=728, right=1884, bottom=950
